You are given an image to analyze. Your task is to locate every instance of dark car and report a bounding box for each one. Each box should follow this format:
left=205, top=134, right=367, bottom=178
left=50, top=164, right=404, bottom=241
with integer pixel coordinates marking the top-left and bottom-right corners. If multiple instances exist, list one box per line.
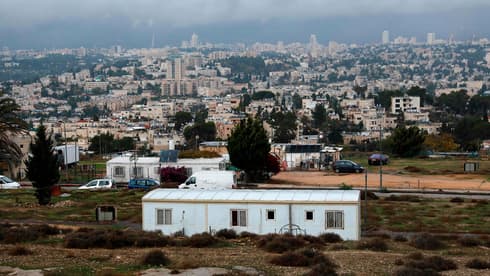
left=332, top=160, right=364, bottom=173
left=128, top=178, right=160, bottom=189
left=368, top=154, right=389, bottom=165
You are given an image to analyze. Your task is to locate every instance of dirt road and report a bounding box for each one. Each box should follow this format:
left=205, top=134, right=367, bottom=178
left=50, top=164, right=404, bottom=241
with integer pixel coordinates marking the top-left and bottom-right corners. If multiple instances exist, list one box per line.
left=267, top=170, right=490, bottom=191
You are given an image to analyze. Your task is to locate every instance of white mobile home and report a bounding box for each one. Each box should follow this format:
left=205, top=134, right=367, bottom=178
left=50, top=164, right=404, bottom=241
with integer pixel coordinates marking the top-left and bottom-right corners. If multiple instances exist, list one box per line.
left=106, top=156, right=160, bottom=183
left=142, top=189, right=360, bottom=240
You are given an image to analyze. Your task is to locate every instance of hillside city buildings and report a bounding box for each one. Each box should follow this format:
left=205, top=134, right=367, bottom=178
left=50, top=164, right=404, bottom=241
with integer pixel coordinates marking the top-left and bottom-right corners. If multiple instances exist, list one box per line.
left=1, top=32, right=490, bottom=178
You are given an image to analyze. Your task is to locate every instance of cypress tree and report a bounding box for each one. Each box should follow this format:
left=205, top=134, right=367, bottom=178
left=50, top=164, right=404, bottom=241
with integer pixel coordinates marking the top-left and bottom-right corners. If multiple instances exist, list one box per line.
left=25, top=124, right=60, bottom=205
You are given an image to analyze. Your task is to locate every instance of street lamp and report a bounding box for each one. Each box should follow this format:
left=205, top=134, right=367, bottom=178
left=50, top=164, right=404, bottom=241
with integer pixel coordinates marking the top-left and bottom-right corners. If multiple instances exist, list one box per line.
left=58, top=121, right=68, bottom=182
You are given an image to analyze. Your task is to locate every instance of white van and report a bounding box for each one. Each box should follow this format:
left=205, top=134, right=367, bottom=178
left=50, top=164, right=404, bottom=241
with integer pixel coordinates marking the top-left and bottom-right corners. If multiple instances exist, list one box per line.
left=178, top=171, right=237, bottom=190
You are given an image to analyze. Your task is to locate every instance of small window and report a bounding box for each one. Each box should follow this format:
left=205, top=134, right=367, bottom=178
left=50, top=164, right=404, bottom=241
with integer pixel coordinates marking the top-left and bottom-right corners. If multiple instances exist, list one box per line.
left=306, top=211, right=314, bottom=221
left=325, top=210, right=344, bottom=229
left=132, top=167, right=144, bottom=178
left=156, top=209, right=172, bottom=225
left=114, top=166, right=125, bottom=177
left=231, top=209, right=247, bottom=227
left=266, top=210, right=275, bottom=220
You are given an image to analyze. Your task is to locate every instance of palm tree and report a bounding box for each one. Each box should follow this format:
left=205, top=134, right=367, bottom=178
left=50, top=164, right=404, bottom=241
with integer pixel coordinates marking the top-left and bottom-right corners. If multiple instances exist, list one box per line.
left=0, top=92, right=28, bottom=176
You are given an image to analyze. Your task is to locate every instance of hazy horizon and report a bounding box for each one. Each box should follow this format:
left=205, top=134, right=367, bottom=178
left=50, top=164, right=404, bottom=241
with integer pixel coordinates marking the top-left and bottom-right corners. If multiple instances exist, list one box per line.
left=1, top=0, right=489, bottom=49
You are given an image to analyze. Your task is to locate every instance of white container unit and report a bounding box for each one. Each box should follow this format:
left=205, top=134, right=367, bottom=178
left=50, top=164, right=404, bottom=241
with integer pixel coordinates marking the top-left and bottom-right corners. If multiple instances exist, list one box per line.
left=142, top=189, right=360, bottom=240
left=106, top=156, right=161, bottom=183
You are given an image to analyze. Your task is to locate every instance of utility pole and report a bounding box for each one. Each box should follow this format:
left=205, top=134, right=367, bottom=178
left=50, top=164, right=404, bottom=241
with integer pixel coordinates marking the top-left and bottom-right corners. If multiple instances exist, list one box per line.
left=377, top=105, right=383, bottom=192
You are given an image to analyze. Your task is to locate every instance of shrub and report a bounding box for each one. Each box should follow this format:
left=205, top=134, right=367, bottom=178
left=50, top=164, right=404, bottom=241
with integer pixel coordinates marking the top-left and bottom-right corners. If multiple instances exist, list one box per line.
left=299, top=235, right=325, bottom=247
left=394, top=266, right=440, bottom=276
left=216, top=229, right=237, bottom=239
left=239, top=231, right=258, bottom=239
left=270, top=248, right=333, bottom=267
left=405, top=256, right=457, bottom=271
left=64, top=229, right=170, bottom=249
left=385, top=195, right=420, bottom=202
left=160, top=166, right=188, bottom=183
left=466, top=258, right=490, bottom=269
left=406, top=252, right=424, bottom=260
left=410, top=233, right=445, bottom=250
left=360, top=191, right=379, bottom=200
left=319, top=233, right=343, bottom=243
left=257, top=234, right=306, bottom=253
left=270, top=251, right=311, bottom=267
left=8, top=245, right=33, bottom=256
left=458, top=235, right=480, bottom=247
left=185, top=233, right=219, bottom=248
left=304, top=262, right=338, bottom=276
left=393, top=235, right=408, bottom=242
left=356, top=238, right=388, bottom=252
left=141, top=250, right=170, bottom=266
left=0, top=224, right=63, bottom=244
left=449, top=197, right=464, bottom=203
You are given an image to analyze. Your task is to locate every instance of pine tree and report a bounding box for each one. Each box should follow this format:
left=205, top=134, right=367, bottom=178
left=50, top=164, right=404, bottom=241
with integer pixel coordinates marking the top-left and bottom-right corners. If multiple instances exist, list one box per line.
left=227, top=117, right=270, bottom=181
left=25, top=124, right=60, bottom=205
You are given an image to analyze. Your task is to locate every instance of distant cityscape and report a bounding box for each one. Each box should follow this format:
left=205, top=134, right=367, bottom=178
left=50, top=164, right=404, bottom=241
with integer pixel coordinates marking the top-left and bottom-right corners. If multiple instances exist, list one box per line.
left=1, top=31, right=489, bottom=178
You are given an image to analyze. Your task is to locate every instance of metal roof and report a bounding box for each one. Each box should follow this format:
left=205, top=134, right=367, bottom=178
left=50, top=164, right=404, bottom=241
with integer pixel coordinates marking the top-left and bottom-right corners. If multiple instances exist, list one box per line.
left=142, top=189, right=360, bottom=204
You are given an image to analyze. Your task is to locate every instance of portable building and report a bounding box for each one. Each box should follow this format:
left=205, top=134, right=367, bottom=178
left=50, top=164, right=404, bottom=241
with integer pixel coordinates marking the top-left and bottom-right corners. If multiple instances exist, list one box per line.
left=106, top=156, right=160, bottom=183
left=142, top=189, right=360, bottom=240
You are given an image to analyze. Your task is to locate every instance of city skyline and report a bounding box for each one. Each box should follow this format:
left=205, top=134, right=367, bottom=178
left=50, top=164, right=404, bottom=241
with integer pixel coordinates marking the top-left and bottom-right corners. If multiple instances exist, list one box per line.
left=0, top=0, right=490, bottom=49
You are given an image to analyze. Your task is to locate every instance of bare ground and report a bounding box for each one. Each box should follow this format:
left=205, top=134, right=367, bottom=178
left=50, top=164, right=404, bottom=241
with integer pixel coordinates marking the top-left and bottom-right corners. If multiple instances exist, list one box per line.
left=266, top=170, right=490, bottom=191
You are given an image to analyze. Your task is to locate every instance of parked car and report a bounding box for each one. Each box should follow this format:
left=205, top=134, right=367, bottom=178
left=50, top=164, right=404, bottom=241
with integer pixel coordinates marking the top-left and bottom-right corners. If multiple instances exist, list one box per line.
left=0, top=175, right=21, bottom=189
left=78, top=179, right=116, bottom=190
left=332, top=160, right=364, bottom=173
left=368, top=154, right=389, bottom=165
left=128, top=178, right=160, bottom=189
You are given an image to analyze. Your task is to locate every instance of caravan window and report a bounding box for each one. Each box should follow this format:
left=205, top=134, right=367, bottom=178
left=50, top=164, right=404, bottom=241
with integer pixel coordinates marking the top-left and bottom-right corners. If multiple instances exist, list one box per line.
left=325, top=210, right=344, bottom=229
left=132, top=167, right=143, bottom=178
left=156, top=209, right=172, bottom=225
left=231, top=209, right=247, bottom=227
left=114, top=166, right=125, bottom=177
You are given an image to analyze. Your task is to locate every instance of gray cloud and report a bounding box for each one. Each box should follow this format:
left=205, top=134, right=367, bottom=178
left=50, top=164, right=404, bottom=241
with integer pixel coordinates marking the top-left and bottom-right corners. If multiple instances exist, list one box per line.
left=1, top=0, right=489, bottom=28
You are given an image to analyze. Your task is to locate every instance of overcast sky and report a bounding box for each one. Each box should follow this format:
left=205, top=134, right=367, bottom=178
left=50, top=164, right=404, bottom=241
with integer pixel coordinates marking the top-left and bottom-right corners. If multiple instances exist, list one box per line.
left=1, top=0, right=489, bottom=49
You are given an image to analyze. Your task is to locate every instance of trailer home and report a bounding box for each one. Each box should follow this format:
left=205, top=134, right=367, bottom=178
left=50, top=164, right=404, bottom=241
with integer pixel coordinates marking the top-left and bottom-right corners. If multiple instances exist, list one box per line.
left=106, top=156, right=160, bottom=183
left=142, top=189, right=360, bottom=240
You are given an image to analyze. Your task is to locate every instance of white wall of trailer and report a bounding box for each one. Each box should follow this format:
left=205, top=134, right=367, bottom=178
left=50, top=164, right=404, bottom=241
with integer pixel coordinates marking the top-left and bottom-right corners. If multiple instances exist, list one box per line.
left=142, top=189, right=360, bottom=240
left=106, top=156, right=160, bottom=183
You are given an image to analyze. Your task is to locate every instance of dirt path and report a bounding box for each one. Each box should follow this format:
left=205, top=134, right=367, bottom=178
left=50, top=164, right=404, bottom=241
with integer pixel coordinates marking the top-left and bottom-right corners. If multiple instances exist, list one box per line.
left=268, top=170, right=490, bottom=191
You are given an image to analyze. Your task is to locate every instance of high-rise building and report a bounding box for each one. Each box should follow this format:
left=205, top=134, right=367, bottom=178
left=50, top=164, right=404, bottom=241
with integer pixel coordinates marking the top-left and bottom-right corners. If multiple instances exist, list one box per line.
left=427, top=32, right=436, bottom=45
left=309, top=34, right=319, bottom=57
left=166, top=58, right=184, bottom=80
left=382, top=30, right=390, bottom=44
left=191, top=33, right=199, bottom=48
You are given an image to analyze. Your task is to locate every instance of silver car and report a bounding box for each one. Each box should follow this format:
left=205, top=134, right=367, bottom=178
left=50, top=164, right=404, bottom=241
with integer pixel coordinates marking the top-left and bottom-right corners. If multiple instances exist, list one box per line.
left=78, top=179, right=115, bottom=190
left=0, top=175, right=21, bottom=189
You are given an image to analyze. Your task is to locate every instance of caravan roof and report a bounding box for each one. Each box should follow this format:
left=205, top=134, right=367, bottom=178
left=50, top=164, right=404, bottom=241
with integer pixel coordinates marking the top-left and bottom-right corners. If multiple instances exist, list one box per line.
left=142, top=189, right=360, bottom=204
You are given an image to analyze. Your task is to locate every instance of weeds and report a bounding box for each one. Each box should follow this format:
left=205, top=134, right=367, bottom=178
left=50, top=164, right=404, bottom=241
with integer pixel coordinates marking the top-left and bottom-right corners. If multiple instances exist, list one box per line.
left=356, top=238, right=388, bottom=252
left=410, top=233, right=445, bottom=250
left=141, top=250, right=170, bottom=266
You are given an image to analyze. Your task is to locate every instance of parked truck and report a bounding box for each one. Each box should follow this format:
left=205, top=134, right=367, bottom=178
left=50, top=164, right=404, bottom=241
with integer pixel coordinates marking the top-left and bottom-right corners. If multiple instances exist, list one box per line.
left=54, top=144, right=80, bottom=167
left=178, top=171, right=237, bottom=189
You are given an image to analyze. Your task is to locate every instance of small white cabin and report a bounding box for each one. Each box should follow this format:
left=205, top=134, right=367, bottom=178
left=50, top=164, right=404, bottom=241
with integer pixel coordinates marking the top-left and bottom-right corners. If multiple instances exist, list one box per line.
left=161, top=157, right=227, bottom=175
left=106, top=156, right=160, bottom=183
left=142, top=189, right=360, bottom=240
